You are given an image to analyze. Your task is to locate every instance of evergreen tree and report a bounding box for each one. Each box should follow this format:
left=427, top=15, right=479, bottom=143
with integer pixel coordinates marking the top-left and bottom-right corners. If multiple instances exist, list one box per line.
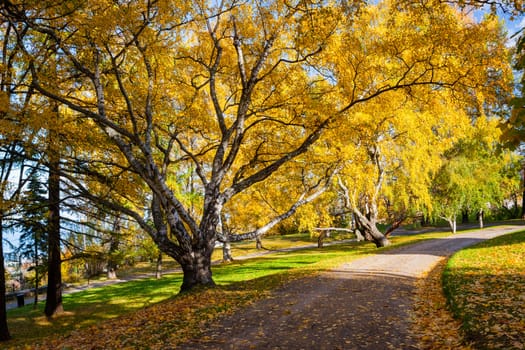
left=17, top=172, right=48, bottom=306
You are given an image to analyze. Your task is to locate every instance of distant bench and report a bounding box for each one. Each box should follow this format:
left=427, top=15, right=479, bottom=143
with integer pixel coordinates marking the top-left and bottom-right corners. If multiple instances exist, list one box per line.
left=5, top=285, right=47, bottom=302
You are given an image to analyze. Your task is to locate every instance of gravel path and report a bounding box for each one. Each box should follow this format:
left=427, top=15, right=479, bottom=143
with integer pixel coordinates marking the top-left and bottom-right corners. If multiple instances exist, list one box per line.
left=179, top=225, right=524, bottom=350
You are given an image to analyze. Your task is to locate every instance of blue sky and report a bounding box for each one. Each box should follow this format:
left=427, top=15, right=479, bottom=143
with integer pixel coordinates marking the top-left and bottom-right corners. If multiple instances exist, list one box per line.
left=472, top=5, right=524, bottom=46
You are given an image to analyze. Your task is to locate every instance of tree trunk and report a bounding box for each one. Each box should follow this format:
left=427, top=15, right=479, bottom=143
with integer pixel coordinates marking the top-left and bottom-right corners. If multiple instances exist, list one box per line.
left=107, top=268, right=117, bottom=280
left=421, top=214, right=430, bottom=227
left=44, top=124, right=63, bottom=318
left=155, top=252, right=162, bottom=279
left=353, top=209, right=390, bottom=247
left=255, top=236, right=263, bottom=250
left=521, top=164, right=525, bottom=219
left=447, top=217, right=457, bottom=233
left=107, top=215, right=121, bottom=280
left=317, top=231, right=327, bottom=248
left=179, top=248, right=215, bottom=292
left=34, top=241, right=39, bottom=307
left=513, top=195, right=519, bottom=219
left=384, top=216, right=405, bottom=237
left=222, top=241, right=233, bottom=262
left=477, top=209, right=484, bottom=229
left=522, top=189, right=525, bottom=219
left=0, top=216, right=11, bottom=341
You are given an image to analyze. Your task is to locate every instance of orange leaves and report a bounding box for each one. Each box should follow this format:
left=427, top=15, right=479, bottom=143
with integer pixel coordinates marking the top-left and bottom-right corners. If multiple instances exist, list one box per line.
left=412, top=258, right=471, bottom=350
left=26, top=287, right=264, bottom=350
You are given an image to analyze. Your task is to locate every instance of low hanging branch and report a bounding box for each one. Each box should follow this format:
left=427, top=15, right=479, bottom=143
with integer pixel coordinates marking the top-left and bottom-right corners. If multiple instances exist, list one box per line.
left=384, top=215, right=407, bottom=237
left=225, top=165, right=341, bottom=243
left=313, top=227, right=354, bottom=232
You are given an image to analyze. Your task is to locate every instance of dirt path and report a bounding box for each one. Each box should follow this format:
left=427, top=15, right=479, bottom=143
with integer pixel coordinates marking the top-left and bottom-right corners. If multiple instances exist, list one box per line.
left=179, top=225, right=524, bottom=350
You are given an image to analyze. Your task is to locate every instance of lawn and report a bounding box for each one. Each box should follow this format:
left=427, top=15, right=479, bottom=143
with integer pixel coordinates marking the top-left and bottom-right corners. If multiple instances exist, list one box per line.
left=443, top=230, right=525, bottom=349
left=111, top=231, right=351, bottom=279
left=5, top=230, right=450, bottom=349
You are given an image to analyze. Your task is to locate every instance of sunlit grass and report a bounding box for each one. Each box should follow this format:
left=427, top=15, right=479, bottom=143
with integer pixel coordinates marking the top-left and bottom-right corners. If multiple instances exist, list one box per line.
left=443, top=230, right=525, bottom=349
left=109, top=232, right=349, bottom=279
left=5, top=229, right=455, bottom=348
left=209, top=231, right=355, bottom=261
left=6, top=275, right=183, bottom=342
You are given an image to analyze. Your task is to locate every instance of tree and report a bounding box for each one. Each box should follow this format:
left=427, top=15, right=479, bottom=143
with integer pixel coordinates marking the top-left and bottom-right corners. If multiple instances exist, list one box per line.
left=0, top=145, right=16, bottom=340
left=17, top=171, right=48, bottom=306
left=320, top=0, right=511, bottom=245
left=430, top=119, right=509, bottom=232
left=333, top=98, right=455, bottom=247
left=1, top=0, right=513, bottom=291
left=497, top=154, right=522, bottom=218
left=0, top=96, right=32, bottom=343
left=0, top=13, right=37, bottom=340
left=106, top=213, right=121, bottom=279
left=502, top=10, right=525, bottom=218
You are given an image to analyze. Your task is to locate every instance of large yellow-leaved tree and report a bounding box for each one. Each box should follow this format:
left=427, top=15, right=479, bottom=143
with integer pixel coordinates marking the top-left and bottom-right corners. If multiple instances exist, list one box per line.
left=0, top=0, right=513, bottom=291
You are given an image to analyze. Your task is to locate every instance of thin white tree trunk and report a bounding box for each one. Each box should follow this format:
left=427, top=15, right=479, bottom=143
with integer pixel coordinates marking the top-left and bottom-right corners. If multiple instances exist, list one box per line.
left=478, top=209, right=484, bottom=229
left=222, top=242, right=233, bottom=262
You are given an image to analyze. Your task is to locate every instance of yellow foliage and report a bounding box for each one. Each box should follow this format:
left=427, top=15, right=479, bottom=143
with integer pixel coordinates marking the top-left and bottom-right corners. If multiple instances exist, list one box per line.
left=2, top=0, right=514, bottom=240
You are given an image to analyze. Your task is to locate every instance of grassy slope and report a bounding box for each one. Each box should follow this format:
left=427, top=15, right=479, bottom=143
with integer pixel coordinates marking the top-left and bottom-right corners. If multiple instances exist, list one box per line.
left=443, top=231, right=525, bottom=349
left=5, top=231, right=449, bottom=349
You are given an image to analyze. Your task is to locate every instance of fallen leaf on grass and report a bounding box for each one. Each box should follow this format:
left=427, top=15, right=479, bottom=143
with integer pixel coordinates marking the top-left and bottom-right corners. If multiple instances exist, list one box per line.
left=14, top=287, right=267, bottom=350
left=411, top=258, right=471, bottom=350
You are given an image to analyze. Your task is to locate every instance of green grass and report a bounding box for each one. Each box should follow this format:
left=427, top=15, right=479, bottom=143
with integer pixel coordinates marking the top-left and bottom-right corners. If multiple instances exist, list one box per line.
left=443, top=230, right=525, bottom=349
left=5, top=230, right=453, bottom=348
left=210, top=231, right=355, bottom=261
left=100, top=232, right=349, bottom=280
left=6, top=275, right=183, bottom=340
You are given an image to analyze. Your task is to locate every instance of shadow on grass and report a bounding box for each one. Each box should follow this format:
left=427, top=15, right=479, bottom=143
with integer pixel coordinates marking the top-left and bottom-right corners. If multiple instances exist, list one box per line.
left=442, top=267, right=525, bottom=349
left=6, top=275, right=183, bottom=345
left=7, top=232, right=470, bottom=348
left=5, top=241, right=375, bottom=347
left=441, top=230, right=525, bottom=349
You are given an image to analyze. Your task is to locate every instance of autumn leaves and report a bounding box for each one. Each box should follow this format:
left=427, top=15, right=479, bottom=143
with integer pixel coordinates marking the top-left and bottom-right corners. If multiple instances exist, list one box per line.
left=0, top=0, right=517, bottom=290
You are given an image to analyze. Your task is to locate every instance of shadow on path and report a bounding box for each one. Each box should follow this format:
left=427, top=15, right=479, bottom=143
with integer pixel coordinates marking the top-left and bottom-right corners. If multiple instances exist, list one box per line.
left=180, top=272, right=418, bottom=350
left=179, top=224, right=525, bottom=350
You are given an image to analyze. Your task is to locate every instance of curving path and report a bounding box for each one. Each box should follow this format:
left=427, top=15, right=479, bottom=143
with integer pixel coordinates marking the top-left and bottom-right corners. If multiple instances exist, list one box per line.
left=179, top=225, right=524, bottom=350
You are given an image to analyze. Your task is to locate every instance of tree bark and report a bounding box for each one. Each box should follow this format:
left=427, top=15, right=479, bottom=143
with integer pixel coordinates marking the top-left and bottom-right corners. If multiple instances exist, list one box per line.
left=0, top=216, right=11, bottom=341
left=179, top=247, right=215, bottom=292
left=521, top=190, right=525, bottom=220
left=353, top=208, right=390, bottom=247
left=512, top=195, right=519, bottom=219
left=255, top=236, right=263, bottom=250
left=477, top=209, right=484, bottom=229
left=384, top=216, right=405, bottom=237
left=107, top=215, right=121, bottom=280
left=155, top=252, right=162, bottom=279
left=446, top=217, right=457, bottom=233
left=33, top=240, right=39, bottom=307
left=218, top=215, right=233, bottom=262
left=521, top=163, right=525, bottom=219
left=222, top=241, right=233, bottom=263
left=317, top=231, right=327, bottom=248
left=355, top=229, right=365, bottom=241
left=44, top=121, right=63, bottom=318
